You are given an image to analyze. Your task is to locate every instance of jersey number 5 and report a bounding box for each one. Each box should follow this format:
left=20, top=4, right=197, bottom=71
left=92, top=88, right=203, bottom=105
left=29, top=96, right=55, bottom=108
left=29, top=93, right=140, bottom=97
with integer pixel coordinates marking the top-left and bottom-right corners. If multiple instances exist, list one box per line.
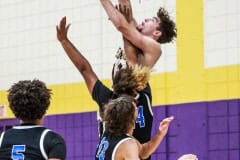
left=11, top=145, right=26, bottom=160
left=136, top=106, right=145, bottom=128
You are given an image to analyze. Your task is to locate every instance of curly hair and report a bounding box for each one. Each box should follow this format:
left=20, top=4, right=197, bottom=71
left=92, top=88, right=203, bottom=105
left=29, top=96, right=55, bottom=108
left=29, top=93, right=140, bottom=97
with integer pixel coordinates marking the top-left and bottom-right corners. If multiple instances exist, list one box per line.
left=103, top=95, right=136, bottom=136
left=7, top=79, right=52, bottom=121
left=112, top=65, right=151, bottom=97
left=157, top=7, right=177, bottom=44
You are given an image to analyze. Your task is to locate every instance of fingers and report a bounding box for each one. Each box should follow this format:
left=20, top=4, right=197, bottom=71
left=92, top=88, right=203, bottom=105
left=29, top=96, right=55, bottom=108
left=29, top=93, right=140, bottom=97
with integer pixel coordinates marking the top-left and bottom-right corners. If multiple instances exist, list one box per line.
left=163, top=116, right=174, bottom=122
left=57, top=16, right=71, bottom=33
left=123, top=5, right=127, bottom=15
left=116, top=4, right=132, bottom=22
left=168, top=116, right=174, bottom=121
left=117, top=4, right=129, bottom=15
left=115, top=4, right=118, bottom=10
left=158, top=116, right=174, bottom=135
left=60, top=16, right=66, bottom=30
left=126, top=8, right=130, bottom=17
left=115, top=4, right=123, bottom=13
left=160, top=116, right=174, bottom=126
left=66, top=23, right=71, bottom=33
left=119, top=4, right=123, bottom=13
left=56, top=25, right=59, bottom=32
left=56, top=16, right=69, bottom=42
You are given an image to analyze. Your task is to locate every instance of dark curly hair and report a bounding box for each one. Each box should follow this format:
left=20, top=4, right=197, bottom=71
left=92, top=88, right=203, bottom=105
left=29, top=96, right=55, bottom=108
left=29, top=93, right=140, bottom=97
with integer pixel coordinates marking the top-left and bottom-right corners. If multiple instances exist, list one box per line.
left=157, top=7, right=177, bottom=44
left=112, top=65, right=151, bottom=97
left=103, top=95, right=136, bottom=136
left=7, top=79, right=52, bottom=121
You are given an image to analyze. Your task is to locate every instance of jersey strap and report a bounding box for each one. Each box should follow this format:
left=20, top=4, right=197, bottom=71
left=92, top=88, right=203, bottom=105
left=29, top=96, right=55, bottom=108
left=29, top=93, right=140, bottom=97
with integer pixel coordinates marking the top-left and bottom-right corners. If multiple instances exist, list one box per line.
left=143, top=93, right=153, bottom=116
left=0, top=131, right=5, bottom=148
left=40, top=129, right=51, bottom=160
left=111, top=137, right=133, bottom=160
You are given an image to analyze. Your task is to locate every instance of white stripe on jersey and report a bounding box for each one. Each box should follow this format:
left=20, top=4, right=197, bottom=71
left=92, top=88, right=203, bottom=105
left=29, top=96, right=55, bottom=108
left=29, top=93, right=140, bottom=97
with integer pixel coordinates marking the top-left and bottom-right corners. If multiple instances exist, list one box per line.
left=13, top=125, right=43, bottom=129
left=112, top=137, right=133, bottom=160
left=97, top=110, right=102, bottom=120
left=40, top=129, right=50, bottom=160
left=0, top=132, right=5, bottom=148
left=144, top=93, right=153, bottom=116
left=135, top=93, right=140, bottom=100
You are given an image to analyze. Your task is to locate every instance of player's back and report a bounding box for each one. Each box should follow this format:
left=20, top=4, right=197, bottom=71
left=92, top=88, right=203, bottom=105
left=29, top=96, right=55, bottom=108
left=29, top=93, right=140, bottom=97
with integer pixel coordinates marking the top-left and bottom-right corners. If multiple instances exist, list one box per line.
left=0, top=125, right=49, bottom=160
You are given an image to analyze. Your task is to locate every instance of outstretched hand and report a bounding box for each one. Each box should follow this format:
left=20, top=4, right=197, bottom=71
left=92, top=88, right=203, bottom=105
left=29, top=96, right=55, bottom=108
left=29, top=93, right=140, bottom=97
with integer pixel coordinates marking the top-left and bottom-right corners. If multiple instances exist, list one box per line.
left=56, top=16, right=71, bottom=42
left=115, top=4, right=132, bottom=23
left=115, top=3, right=134, bottom=24
left=159, top=116, right=174, bottom=136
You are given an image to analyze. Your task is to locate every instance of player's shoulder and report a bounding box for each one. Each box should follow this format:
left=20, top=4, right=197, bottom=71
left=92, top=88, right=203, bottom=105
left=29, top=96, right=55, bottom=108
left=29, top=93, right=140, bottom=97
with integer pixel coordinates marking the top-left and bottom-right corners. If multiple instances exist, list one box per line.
left=116, top=138, right=140, bottom=159
left=42, top=129, right=65, bottom=147
left=45, top=130, right=64, bottom=140
left=120, top=138, right=139, bottom=150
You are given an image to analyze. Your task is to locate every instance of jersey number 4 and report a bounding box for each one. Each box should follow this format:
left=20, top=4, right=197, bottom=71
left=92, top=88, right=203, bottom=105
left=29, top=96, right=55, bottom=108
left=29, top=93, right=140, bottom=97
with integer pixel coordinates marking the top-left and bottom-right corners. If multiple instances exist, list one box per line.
left=11, top=145, right=26, bottom=160
left=136, top=106, right=145, bottom=128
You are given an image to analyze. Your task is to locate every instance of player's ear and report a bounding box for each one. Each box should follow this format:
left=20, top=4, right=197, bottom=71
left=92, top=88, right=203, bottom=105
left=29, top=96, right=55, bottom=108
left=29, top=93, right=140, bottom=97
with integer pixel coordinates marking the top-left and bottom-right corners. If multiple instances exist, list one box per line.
left=153, top=30, right=162, bottom=40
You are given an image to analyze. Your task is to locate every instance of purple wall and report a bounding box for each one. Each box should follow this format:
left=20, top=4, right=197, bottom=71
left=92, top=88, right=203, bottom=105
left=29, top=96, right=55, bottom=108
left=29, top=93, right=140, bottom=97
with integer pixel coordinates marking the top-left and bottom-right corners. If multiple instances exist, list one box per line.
left=0, top=99, right=239, bottom=160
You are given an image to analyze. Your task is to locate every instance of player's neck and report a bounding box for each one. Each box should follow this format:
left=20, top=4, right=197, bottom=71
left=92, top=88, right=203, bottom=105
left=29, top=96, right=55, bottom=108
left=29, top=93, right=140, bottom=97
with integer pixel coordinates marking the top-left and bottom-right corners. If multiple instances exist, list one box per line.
left=20, top=118, right=43, bottom=125
left=128, top=127, right=134, bottom=135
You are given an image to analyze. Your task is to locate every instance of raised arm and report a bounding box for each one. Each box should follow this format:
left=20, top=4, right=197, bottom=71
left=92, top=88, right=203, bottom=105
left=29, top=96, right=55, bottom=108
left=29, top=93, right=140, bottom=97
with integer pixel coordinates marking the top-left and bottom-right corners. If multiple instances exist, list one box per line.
left=100, top=0, right=161, bottom=68
left=139, top=116, right=174, bottom=159
left=118, top=0, right=137, bottom=26
left=116, top=1, right=141, bottom=66
left=56, top=17, right=98, bottom=94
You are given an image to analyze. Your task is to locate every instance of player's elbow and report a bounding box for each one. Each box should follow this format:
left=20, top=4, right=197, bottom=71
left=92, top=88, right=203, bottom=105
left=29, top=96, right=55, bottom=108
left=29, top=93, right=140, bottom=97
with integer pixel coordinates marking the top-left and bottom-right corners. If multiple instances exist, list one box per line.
left=75, top=62, right=88, bottom=74
left=140, top=152, right=150, bottom=160
left=139, top=145, right=152, bottom=159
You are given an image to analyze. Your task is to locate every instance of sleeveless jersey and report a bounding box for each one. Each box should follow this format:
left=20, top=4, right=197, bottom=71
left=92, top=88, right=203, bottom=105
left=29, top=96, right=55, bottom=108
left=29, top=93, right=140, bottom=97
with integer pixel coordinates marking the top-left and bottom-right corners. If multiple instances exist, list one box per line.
left=0, top=125, right=66, bottom=160
left=95, top=131, right=132, bottom=160
left=92, top=80, right=153, bottom=144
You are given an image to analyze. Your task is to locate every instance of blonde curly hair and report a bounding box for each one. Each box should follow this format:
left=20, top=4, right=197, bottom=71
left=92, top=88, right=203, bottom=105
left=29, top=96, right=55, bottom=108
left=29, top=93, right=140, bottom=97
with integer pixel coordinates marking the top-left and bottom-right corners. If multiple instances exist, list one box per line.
left=112, top=65, right=151, bottom=96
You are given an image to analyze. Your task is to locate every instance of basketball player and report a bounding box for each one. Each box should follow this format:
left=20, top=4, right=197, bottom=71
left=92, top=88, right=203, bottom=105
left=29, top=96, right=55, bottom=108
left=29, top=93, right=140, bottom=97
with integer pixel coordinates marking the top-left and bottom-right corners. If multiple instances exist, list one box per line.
left=0, top=80, right=66, bottom=160
left=100, top=0, right=177, bottom=68
left=56, top=16, right=153, bottom=152
left=95, top=95, right=174, bottom=160
left=104, top=2, right=176, bottom=159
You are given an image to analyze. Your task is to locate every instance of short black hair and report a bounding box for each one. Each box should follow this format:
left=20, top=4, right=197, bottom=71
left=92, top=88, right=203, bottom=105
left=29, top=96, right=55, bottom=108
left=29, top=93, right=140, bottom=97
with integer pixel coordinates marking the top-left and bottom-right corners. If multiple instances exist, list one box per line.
left=8, top=79, right=52, bottom=121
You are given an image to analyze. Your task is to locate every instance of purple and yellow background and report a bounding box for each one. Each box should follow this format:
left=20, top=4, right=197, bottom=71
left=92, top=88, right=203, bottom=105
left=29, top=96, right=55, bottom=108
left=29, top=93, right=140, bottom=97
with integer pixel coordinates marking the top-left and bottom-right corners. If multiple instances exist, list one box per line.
left=0, top=0, right=239, bottom=159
